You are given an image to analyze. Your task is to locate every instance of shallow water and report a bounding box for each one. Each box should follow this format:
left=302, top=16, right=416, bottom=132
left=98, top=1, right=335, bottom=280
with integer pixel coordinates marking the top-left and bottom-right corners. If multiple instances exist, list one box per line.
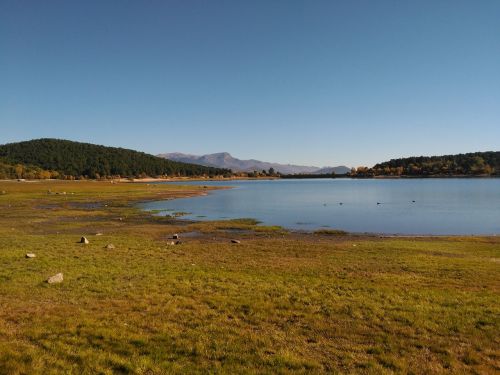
left=140, top=178, right=500, bottom=235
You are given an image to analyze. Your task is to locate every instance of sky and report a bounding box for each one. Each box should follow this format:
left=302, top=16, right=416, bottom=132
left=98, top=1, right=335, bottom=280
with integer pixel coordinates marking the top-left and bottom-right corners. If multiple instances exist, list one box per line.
left=1, top=0, right=499, bottom=167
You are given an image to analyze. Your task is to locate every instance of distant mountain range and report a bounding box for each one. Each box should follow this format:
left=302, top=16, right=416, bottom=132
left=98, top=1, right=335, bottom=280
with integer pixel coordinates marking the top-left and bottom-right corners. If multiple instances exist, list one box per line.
left=157, top=152, right=351, bottom=175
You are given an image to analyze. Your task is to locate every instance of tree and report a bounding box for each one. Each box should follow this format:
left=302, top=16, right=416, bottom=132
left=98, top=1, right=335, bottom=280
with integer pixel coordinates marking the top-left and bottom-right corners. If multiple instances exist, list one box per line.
left=0, top=139, right=232, bottom=179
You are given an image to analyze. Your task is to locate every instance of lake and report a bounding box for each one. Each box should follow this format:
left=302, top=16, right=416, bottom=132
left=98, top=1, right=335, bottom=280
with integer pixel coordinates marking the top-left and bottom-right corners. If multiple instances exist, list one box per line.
left=141, top=178, right=500, bottom=235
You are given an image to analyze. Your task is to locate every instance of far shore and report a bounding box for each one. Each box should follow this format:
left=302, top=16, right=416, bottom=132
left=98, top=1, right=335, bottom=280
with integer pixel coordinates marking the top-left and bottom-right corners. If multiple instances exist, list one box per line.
left=125, top=176, right=281, bottom=183
left=2, top=174, right=498, bottom=185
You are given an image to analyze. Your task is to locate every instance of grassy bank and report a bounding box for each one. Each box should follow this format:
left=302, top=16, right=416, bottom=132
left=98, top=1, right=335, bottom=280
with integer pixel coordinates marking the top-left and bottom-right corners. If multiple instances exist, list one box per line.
left=0, top=180, right=499, bottom=374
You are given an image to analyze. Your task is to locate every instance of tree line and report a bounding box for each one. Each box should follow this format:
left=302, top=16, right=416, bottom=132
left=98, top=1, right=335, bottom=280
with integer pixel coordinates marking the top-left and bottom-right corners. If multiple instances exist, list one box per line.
left=0, top=139, right=231, bottom=179
left=1, top=140, right=497, bottom=180
left=350, top=152, right=499, bottom=177
left=0, top=160, right=59, bottom=180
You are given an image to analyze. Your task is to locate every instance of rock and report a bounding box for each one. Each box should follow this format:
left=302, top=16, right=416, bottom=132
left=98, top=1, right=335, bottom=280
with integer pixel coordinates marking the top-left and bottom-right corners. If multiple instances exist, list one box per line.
left=25, top=253, right=36, bottom=258
left=172, top=234, right=179, bottom=239
left=105, top=244, right=115, bottom=250
left=231, top=239, right=241, bottom=244
left=166, top=241, right=175, bottom=245
left=47, top=273, right=63, bottom=284
left=95, top=233, right=103, bottom=236
left=1, top=190, right=6, bottom=195
left=80, top=237, right=89, bottom=244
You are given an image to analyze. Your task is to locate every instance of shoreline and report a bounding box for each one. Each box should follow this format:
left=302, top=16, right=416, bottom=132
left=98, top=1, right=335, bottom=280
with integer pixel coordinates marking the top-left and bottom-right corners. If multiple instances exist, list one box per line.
left=126, top=176, right=280, bottom=183
left=2, top=179, right=498, bottom=238
left=139, top=187, right=500, bottom=239
left=2, top=174, right=499, bottom=185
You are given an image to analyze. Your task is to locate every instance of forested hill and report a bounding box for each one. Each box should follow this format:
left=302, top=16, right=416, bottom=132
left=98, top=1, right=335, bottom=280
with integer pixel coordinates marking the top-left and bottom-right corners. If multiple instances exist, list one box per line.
left=352, top=151, right=499, bottom=177
left=0, top=139, right=231, bottom=179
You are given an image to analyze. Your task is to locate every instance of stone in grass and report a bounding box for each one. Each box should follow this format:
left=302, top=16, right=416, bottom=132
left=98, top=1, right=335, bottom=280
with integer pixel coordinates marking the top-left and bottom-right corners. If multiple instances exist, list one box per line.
left=95, top=232, right=103, bottom=236
left=47, top=273, right=63, bottom=284
left=105, top=244, right=115, bottom=250
left=231, top=239, right=241, bottom=244
left=80, top=237, right=89, bottom=244
left=172, top=234, right=179, bottom=239
left=25, top=253, right=36, bottom=258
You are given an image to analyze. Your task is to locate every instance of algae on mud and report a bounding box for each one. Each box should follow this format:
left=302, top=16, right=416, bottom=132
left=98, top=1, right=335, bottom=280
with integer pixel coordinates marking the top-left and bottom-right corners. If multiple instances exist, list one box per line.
left=0, top=180, right=498, bottom=374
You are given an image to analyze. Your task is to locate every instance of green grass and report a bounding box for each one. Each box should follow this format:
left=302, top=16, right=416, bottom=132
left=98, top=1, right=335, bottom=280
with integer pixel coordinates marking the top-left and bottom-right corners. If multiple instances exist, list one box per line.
left=0, top=180, right=499, bottom=374
left=314, top=229, right=348, bottom=236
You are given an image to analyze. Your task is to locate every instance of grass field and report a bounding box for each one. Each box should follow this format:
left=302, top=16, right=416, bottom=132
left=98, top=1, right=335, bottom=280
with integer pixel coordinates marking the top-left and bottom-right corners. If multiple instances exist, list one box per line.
left=0, top=180, right=498, bottom=374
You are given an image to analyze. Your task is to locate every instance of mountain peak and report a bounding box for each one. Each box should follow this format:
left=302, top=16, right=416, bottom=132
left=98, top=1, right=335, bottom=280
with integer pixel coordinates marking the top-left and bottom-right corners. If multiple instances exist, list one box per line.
left=158, top=152, right=351, bottom=175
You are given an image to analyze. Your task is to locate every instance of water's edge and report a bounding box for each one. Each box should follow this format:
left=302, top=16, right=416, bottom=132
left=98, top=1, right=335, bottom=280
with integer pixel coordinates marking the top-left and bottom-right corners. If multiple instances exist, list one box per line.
left=139, top=179, right=500, bottom=235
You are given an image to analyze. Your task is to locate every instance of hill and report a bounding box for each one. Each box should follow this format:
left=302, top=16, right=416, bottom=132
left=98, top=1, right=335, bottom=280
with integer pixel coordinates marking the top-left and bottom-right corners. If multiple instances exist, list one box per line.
left=351, top=151, right=499, bottom=177
left=158, top=152, right=351, bottom=175
left=314, top=166, right=351, bottom=175
left=0, top=139, right=230, bottom=179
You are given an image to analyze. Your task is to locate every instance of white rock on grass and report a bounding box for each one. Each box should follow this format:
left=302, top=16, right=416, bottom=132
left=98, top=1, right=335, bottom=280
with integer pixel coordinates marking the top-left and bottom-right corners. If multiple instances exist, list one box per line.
left=80, top=237, right=89, bottom=244
left=172, top=234, right=179, bottom=239
left=25, top=253, right=36, bottom=258
left=231, top=239, right=241, bottom=244
left=47, top=273, right=63, bottom=284
left=105, top=244, right=115, bottom=250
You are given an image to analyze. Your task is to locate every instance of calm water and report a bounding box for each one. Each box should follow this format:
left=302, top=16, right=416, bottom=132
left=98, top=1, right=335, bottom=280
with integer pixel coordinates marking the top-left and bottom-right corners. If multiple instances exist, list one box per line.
left=141, top=179, right=500, bottom=235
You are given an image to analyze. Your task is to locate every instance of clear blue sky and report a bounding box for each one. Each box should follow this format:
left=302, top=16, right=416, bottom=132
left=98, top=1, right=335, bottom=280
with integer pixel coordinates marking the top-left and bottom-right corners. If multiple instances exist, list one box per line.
left=1, top=1, right=499, bottom=167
